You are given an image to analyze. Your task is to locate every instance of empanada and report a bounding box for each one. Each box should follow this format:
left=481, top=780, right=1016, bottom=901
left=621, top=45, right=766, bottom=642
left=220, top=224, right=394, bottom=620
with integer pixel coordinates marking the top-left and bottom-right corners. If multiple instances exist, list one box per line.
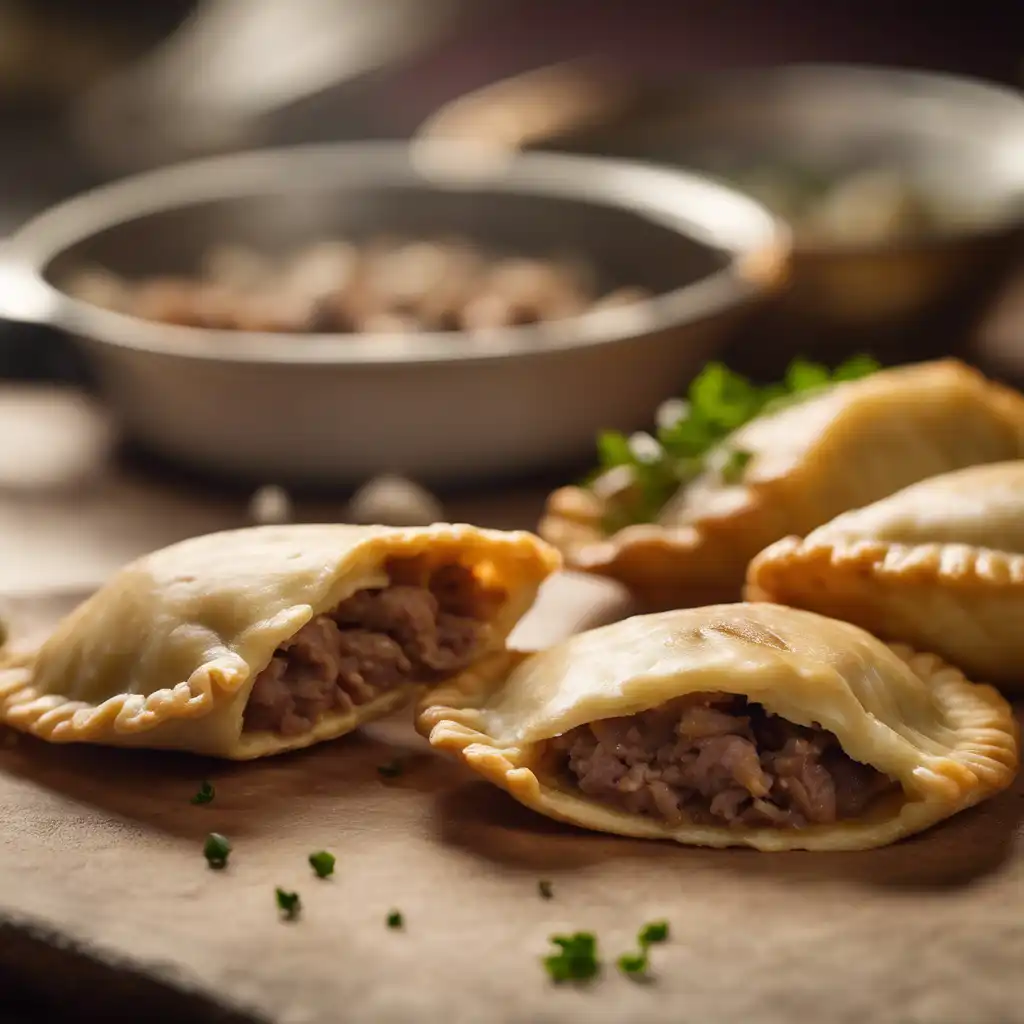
left=747, top=460, right=1024, bottom=691
left=419, top=603, right=1018, bottom=851
left=0, top=524, right=559, bottom=759
left=541, top=359, right=1024, bottom=610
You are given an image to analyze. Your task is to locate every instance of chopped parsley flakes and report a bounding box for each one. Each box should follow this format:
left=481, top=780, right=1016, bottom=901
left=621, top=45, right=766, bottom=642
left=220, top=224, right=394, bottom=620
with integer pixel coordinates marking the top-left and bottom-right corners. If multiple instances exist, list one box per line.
left=617, top=920, right=671, bottom=981
left=617, top=951, right=648, bottom=978
left=203, top=832, right=231, bottom=869
left=639, top=921, right=669, bottom=946
left=276, top=888, right=301, bottom=921
left=308, top=850, right=336, bottom=879
left=377, top=759, right=404, bottom=779
left=593, top=354, right=880, bottom=530
left=719, top=447, right=753, bottom=484
left=538, top=879, right=554, bottom=900
left=190, top=781, right=215, bottom=805
left=543, top=932, right=599, bottom=983
left=386, top=910, right=404, bottom=930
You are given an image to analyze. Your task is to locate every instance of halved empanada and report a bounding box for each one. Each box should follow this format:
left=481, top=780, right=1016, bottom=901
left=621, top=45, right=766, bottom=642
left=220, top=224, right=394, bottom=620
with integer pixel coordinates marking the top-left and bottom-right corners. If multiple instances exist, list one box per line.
left=419, top=603, right=1018, bottom=851
left=747, top=460, right=1024, bottom=691
left=541, top=360, right=1024, bottom=610
left=0, top=524, right=559, bottom=759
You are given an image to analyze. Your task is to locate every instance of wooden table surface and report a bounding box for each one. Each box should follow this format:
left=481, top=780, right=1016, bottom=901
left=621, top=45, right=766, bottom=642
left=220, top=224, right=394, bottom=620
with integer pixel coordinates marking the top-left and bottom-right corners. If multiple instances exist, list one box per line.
left=0, top=384, right=604, bottom=1023
left=0, top=384, right=558, bottom=593
left=0, top=384, right=1022, bottom=1024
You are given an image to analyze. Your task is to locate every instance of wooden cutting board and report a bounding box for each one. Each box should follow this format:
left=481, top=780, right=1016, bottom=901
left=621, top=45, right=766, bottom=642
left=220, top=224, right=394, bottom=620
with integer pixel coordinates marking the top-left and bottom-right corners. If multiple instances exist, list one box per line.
left=0, top=386, right=1022, bottom=1023
left=1, top=577, right=1022, bottom=1024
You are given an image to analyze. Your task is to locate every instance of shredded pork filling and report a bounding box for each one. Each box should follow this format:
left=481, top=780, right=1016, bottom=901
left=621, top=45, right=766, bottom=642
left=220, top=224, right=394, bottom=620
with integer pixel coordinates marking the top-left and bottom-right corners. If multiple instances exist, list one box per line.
left=551, top=692, right=896, bottom=828
left=244, top=563, right=501, bottom=735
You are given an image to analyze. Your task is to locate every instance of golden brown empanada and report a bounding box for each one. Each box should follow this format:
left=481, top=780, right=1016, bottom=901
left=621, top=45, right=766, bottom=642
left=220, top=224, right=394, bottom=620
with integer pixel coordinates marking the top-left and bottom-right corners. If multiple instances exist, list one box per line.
left=747, top=460, right=1024, bottom=691
left=0, top=524, right=559, bottom=759
left=541, top=360, right=1024, bottom=610
left=419, top=603, right=1018, bottom=851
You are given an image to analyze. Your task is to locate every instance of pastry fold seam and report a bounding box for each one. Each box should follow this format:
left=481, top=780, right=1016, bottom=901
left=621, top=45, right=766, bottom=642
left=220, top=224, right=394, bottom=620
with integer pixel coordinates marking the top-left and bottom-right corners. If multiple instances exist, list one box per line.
left=748, top=536, right=1024, bottom=597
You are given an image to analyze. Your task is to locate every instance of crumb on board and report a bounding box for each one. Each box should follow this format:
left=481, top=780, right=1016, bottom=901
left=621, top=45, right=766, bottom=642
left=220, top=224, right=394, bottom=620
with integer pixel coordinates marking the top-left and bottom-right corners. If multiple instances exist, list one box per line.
left=249, top=485, right=293, bottom=526
left=347, top=474, right=444, bottom=527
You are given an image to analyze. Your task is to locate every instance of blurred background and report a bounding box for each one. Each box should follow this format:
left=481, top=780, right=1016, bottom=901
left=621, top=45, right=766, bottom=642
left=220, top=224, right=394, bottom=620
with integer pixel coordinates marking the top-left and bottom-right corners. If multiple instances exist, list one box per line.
left=0, top=0, right=1022, bottom=499
left=2, top=7, right=1023, bottom=1014
left=1, top=7, right=1022, bottom=1015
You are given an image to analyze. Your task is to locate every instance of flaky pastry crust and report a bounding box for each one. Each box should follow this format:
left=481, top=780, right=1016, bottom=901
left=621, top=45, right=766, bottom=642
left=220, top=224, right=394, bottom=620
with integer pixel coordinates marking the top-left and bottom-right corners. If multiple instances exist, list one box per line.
left=747, top=461, right=1024, bottom=691
left=0, top=524, right=559, bottom=758
left=541, top=360, right=1024, bottom=610
left=418, top=603, right=1018, bottom=851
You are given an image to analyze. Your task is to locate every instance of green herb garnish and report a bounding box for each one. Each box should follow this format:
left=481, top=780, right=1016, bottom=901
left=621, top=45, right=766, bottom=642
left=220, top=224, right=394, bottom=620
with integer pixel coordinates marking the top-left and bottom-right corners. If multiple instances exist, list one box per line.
left=593, top=354, right=880, bottom=529
left=276, top=888, right=301, bottom=920
left=638, top=920, right=669, bottom=946
left=784, top=356, right=832, bottom=392
left=538, top=879, right=554, bottom=900
left=190, top=781, right=215, bottom=805
left=617, top=920, right=671, bottom=981
left=830, top=353, right=882, bottom=382
left=617, top=951, right=649, bottom=978
left=543, top=932, right=600, bottom=983
left=377, top=759, right=404, bottom=779
left=203, top=832, right=231, bottom=869
left=308, top=850, right=336, bottom=878
left=386, top=910, right=404, bottom=930
left=719, top=447, right=753, bottom=484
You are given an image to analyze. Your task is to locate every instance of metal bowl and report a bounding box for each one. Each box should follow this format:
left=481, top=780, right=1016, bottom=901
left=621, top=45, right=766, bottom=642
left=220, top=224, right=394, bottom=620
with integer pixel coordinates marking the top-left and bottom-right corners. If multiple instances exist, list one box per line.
left=0, top=142, right=785, bottom=486
left=420, top=63, right=1024, bottom=371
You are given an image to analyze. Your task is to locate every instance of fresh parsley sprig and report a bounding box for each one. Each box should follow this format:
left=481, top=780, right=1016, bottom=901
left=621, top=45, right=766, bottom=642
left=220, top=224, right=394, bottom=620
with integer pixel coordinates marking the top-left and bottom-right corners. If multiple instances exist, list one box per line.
left=594, top=354, right=880, bottom=530
left=190, top=781, right=215, bottom=805
left=309, top=850, right=336, bottom=879
left=203, top=832, right=231, bottom=870
left=617, top=920, right=670, bottom=981
left=638, top=921, right=669, bottom=946
left=276, top=888, right=301, bottom=921
left=543, top=931, right=600, bottom=983
left=617, top=951, right=648, bottom=977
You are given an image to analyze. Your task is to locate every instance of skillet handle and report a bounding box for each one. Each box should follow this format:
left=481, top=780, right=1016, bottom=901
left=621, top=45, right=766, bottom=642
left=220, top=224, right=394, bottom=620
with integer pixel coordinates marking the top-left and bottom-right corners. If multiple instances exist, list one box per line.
left=0, top=245, right=60, bottom=327
left=0, top=247, right=92, bottom=384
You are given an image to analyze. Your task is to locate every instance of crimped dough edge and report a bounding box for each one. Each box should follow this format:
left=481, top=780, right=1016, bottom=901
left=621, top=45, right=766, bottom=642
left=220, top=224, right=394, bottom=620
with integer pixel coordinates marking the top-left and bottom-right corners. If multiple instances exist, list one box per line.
left=539, top=483, right=768, bottom=611
left=418, top=644, right=1019, bottom=852
left=745, top=535, right=1024, bottom=691
left=748, top=535, right=1024, bottom=597
left=0, top=525, right=560, bottom=758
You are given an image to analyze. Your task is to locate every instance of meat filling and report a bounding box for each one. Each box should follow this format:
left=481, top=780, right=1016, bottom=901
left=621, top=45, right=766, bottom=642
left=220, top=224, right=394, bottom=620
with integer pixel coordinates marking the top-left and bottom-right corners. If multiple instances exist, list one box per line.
left=550, top=693, right=896, bottom=828
left=244, top=562, right=502, bottom=735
